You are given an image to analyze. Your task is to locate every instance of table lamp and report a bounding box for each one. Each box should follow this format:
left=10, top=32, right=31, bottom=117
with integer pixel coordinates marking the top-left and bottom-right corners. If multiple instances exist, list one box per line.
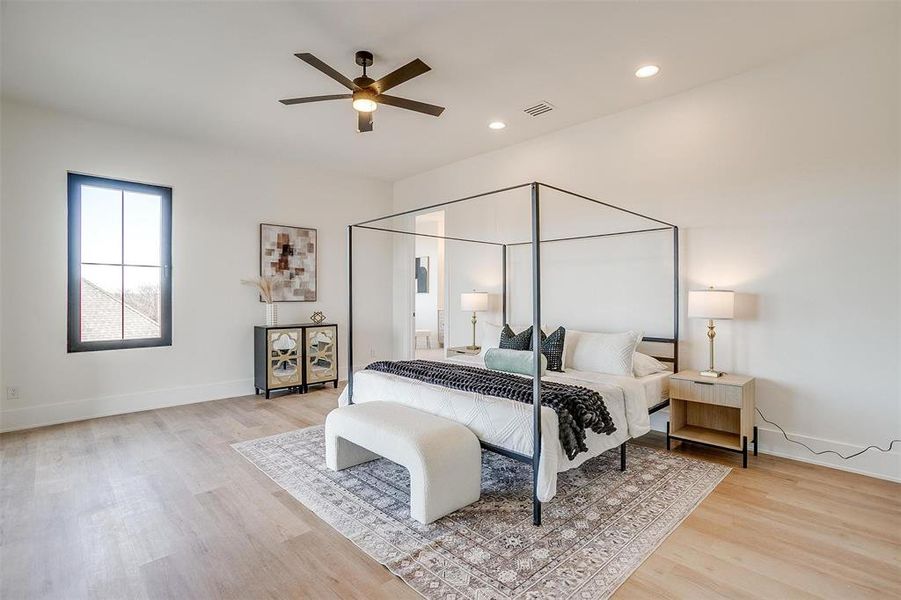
left=460, top=291, right=489, bottom=350
left=688, top=287, right=735, bottom=377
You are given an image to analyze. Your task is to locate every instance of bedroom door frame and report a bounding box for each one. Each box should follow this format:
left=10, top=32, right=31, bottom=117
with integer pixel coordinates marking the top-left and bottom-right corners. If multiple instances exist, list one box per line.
left=412, top=211, right=446, bottom=358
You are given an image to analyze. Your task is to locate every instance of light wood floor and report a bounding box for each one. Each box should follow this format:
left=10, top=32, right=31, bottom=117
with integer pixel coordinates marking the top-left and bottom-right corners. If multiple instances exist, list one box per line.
left=1, top=386, right=899, bottom=599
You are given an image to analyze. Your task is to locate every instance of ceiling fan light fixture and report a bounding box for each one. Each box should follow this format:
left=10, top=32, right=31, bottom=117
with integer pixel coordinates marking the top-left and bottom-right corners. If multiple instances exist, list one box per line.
left=352, top=90, right=378, bottom=113
left=488, top=121, right=506, bottom=130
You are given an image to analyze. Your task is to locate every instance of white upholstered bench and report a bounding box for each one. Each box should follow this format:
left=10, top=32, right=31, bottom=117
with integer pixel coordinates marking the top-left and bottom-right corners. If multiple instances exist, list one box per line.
left=325, top=401, right=482, bottom=524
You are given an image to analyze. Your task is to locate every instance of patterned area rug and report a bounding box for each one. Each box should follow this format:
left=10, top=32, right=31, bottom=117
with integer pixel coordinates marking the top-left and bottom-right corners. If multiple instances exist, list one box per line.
left=234, top=426, right=729, bottom=599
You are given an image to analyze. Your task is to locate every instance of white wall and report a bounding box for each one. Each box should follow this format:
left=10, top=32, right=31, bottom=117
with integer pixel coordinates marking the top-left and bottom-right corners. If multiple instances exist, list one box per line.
left=393, top=28, right=900, bottom=481
left=0, top=101, right=394, bottom=431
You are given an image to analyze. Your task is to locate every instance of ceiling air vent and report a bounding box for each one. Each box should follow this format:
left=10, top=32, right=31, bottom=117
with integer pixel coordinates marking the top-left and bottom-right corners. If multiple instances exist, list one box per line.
left=522, top=101, right=555, bottom=117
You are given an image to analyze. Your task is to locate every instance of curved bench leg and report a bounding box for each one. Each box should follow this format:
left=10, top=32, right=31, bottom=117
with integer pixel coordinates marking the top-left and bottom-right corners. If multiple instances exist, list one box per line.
left=326, top=434, right=380, bottom=471
left=409, top=451, right=482, bottom=525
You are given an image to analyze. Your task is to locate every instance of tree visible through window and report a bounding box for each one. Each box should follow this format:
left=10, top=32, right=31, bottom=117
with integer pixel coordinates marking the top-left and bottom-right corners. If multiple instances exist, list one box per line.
left=68, top=173, right=172, bottom=352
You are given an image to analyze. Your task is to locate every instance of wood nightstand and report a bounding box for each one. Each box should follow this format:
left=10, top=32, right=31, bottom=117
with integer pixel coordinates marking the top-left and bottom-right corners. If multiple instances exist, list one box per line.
left=667, top=370, right=757, bottom=467
left=447, top=346, right=481, bottom=356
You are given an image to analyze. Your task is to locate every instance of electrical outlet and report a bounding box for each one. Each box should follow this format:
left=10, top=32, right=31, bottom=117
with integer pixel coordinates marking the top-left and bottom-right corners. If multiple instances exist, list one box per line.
left=6, top=386, right=19, bottom=400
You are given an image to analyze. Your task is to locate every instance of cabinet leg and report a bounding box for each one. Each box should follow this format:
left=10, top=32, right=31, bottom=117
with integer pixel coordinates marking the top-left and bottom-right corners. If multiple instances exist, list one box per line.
left=265, top=390, right=270, bottom=400
left=753, top=425, right=758, bottom=456
left=666, top=421, right=671, bottom=451
left=620, top=442, right=626, bottom=471
left=254, top=388, right=260, bottom=396
left=333, top=380, right=339, bottom=389
left=742, top=436, right=748, bottom=468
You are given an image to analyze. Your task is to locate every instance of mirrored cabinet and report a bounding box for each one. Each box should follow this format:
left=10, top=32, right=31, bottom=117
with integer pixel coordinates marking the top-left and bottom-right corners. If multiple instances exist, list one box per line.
left=254, top=323, right=338, bottom=398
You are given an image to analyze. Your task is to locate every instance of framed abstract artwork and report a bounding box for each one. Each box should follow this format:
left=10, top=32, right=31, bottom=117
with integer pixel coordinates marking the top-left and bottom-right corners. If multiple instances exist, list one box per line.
left=259, top=223, right=317, bottom=302
left=415, top=256, right=429, bottom=293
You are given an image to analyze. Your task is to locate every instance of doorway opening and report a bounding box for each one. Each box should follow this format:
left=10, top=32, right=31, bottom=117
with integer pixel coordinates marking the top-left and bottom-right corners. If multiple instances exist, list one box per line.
left=413, top=211, right=445, bottom=360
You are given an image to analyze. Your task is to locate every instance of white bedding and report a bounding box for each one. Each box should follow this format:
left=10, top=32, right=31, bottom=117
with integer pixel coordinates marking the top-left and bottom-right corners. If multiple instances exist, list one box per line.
left=448, top=354, right=670, bottom=409
left=337, top=356, right=671, bottom=502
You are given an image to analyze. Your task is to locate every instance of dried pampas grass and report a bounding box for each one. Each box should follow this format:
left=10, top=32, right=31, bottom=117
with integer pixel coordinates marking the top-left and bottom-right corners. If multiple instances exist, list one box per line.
left=242, top=276, right=282, bottom=303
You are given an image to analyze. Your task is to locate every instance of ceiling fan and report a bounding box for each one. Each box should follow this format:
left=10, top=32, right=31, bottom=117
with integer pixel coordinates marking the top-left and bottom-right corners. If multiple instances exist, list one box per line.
left=280, top=50, right=445, bottom=133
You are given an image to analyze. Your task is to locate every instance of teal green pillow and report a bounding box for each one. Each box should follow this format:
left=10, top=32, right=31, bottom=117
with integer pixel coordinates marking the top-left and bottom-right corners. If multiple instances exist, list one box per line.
left=484, top=348, right=547, bottom=377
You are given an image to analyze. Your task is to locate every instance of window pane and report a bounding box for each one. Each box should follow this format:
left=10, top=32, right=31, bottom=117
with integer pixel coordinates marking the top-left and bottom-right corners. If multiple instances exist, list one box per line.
left=124, top=191, right=161, bottom=266
left=80, top=185, right=122, bottom=264
left=124, top=266, right=161, bottom=339
left=81, top=264, right=123, bottom=342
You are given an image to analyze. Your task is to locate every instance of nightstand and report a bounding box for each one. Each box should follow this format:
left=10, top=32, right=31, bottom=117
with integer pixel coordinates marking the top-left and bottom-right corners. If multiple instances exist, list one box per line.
left=667, top=370, right=757, bottom=467
left=447, top=346, right=481, bottom=356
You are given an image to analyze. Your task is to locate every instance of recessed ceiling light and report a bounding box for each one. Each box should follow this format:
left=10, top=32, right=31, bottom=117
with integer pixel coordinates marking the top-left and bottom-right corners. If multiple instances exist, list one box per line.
left=635, top=65, right=660, bottom=78
left=488, top=121, right=506, bottom=130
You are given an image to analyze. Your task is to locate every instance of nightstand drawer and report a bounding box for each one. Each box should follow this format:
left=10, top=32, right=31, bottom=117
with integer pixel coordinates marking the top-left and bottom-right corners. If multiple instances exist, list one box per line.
left=670, top=378, right=742, bottom=408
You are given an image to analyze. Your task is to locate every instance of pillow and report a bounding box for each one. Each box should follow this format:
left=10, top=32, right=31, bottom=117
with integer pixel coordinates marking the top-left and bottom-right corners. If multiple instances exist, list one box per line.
left=499, top=324, right=532, bottom=351
left=535, top=326, right=566, bottom=372
left=568, top=329, right=643, bottom=376
left=633, top=352, right=668, bottom=377
left=479, top=322, right=504, bottom=355
left=485, top=348, right=547, bottom=377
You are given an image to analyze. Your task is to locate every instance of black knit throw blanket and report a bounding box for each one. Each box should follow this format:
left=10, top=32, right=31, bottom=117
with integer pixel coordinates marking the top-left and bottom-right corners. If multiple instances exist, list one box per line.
left=364, top=360, right=616, bottom=460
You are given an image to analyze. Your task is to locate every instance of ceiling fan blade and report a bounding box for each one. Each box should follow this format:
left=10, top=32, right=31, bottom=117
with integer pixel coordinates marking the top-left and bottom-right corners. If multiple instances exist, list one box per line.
left=279, top=94, right=351, bottom=105
left=294, top=53, right=358, bottom=91
left=357, top=111, right=373, bottom=133
left=376, top=94, right=445, bottom=117
left=372, top=59, right=431, bottom=94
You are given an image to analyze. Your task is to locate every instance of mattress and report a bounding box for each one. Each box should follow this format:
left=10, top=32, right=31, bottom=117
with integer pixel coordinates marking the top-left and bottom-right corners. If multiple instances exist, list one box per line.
left=338, top=356, right=660, bottom=502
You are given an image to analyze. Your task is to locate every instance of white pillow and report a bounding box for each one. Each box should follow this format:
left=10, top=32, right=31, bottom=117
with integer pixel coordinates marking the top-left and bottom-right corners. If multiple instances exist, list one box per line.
left=633, top=352, right=668, bottom=377
left=479, top=322, right=504, bottom=355
left=568, top=330, right=643, bottom=376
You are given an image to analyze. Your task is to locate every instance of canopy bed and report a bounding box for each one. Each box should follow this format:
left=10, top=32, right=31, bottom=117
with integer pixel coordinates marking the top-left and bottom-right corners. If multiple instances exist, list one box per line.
left=344, top=182, right=679, bottom=526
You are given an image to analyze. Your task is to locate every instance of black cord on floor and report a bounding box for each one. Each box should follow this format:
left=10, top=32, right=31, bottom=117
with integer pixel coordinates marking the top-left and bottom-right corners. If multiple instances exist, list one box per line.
left=755, top=407, right=900, bottom=460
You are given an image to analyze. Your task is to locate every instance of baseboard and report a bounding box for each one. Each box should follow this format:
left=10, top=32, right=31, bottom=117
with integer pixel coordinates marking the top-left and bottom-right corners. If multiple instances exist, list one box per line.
left=0, top=378, right=255, bottom=433
left=649, top=408, right=900, bottom=483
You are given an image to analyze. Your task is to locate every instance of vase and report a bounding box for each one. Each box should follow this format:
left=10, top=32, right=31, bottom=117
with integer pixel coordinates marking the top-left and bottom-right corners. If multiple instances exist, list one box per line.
left=266, top=303, right=278, bottom=326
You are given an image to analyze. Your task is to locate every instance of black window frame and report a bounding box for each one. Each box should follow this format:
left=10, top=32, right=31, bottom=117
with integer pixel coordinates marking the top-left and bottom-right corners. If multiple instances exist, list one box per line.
left=67, top=172, right=173, bottom=353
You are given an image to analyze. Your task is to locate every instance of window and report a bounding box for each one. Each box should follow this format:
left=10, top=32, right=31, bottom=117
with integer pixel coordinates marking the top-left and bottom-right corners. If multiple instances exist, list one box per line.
left=67, top=173, right=172, bottom=352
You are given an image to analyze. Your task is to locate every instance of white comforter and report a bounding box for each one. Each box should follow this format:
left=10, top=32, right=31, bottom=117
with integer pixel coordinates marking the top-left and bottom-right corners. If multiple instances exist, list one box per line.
left=337, top=356, right=654, bottom=502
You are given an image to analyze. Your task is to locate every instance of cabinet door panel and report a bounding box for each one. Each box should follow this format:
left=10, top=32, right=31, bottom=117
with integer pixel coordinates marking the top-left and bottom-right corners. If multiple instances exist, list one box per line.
left=268, top=329, right=301, bottom=387
left=306, top=326, right=337, bottom=383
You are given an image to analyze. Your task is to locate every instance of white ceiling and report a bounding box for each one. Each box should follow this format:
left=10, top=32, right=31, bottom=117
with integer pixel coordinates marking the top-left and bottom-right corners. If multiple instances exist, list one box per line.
left=1, top=1, right=894, bottom=181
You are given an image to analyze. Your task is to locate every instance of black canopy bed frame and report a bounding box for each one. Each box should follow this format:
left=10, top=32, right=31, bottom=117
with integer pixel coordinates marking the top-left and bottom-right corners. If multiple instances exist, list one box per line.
left=346, top=182, right=679, bottom=526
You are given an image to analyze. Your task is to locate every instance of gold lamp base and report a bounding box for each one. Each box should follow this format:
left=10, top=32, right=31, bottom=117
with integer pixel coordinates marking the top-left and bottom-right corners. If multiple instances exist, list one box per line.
left=468, top=311, right=479, bottom=350
left=701, top=320, right=726, bottom=378
left=699, top=369, right=725, bottom=378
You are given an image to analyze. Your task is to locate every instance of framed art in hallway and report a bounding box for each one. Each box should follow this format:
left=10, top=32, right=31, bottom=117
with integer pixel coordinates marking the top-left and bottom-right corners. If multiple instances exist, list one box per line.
left=260, top=223, right=317, bottom=302
left=415, top=256, right=429, bottom=293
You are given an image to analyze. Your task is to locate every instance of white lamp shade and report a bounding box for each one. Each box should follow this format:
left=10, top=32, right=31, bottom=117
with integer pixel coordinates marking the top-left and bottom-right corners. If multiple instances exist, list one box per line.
left=688, top=289, right=735, bottom=319
left=461, top=292, right=489, bottom=312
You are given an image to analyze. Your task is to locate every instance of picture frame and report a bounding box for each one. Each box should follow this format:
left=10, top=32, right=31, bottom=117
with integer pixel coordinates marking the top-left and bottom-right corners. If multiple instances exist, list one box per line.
left=415, top=256, right=429, bottom=294
left=259, top=223, right=318, bottom=302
